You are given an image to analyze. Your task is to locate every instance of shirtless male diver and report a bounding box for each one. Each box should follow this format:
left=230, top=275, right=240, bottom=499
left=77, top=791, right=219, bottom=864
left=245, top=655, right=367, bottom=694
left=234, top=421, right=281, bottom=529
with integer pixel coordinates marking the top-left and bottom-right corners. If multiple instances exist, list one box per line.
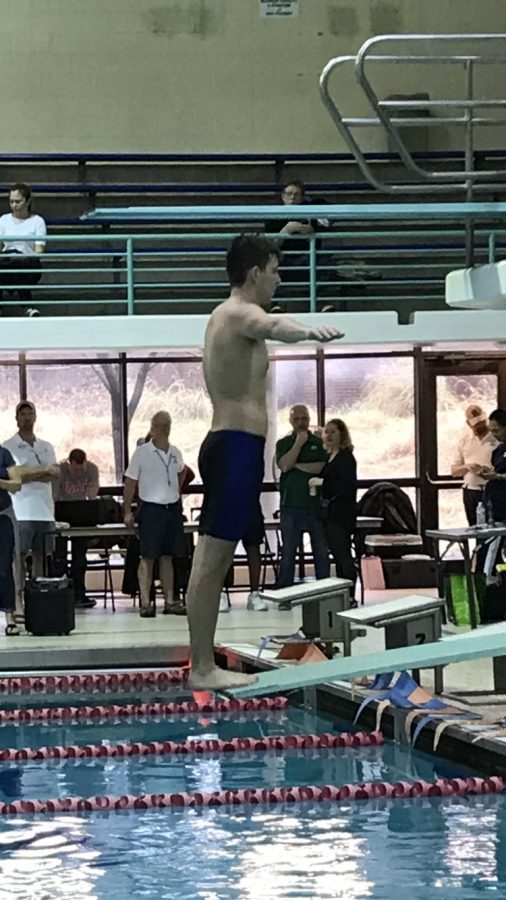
left=186, top=233, right=344, bottom=691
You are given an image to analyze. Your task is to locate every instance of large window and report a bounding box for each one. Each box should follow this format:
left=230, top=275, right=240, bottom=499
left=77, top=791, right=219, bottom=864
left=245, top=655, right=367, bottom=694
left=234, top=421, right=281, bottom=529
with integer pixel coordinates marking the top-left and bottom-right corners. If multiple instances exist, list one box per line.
left=3, top=351, right=419, bottom=489
left=127, top=359, right=211, bottom=479
left=26, top=360, right=120, bottom=483
left=438, top=489, right=464, bottom=529
left=2, top=348, right=502, bottom=534
left=271, top=357, right=318, bottom=437
left=324, top=356, right=415, bottom=479
left=0, top=362, right=20, bottom=442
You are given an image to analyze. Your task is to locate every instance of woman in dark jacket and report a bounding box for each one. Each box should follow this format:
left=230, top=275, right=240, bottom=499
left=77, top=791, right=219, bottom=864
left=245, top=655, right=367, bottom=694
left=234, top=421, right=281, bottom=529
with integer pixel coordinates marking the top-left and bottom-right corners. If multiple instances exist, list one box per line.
left=482, top=409, right=506, bottom=521
left=474, top=408, right=506, bottom=577
left=309, top=418, right=357, bottom=591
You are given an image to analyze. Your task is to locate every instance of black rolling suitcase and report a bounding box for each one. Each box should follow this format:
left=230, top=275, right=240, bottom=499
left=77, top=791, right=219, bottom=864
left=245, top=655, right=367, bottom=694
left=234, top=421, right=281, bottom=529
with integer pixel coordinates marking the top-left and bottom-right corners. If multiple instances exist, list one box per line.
left=25, top=576, right=75, bottom=636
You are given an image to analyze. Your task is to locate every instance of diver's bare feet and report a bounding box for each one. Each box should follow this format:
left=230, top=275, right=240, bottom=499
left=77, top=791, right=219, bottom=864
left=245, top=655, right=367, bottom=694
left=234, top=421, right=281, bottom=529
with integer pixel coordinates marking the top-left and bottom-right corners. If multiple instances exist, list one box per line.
left=188, top=666, right=258, bottom=692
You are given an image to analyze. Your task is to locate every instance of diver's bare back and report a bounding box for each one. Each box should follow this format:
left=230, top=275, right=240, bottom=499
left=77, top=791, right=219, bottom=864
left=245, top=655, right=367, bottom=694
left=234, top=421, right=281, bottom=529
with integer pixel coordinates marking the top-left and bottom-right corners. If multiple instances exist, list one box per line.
left=203, top=299, right=269, bottom=437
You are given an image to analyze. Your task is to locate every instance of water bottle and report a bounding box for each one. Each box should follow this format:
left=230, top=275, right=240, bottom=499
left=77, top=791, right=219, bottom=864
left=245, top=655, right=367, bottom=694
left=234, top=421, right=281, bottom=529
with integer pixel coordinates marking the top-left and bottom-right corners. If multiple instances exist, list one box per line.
left=487, top=500, right=495, bottom=526
left=476, top=501, right=486, bottom=526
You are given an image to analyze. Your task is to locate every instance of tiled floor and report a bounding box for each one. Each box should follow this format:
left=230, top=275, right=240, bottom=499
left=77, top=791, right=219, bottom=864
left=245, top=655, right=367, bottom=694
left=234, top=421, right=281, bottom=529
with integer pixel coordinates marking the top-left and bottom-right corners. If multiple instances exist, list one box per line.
left=0, top=583, right=499, bottom=698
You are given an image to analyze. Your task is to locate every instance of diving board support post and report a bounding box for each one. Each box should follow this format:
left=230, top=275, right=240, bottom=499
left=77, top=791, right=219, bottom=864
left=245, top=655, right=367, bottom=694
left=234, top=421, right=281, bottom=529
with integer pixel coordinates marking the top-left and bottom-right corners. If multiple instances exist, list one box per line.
left=226, top=624, right=506, bottom=699
left=493, top=657, right=506, bottom=693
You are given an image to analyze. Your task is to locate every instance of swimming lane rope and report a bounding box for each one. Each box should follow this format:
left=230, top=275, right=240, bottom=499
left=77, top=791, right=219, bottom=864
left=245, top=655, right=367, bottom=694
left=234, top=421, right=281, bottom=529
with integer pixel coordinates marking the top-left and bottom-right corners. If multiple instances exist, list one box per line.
left=0, top=695, right=289, bottom=724
left=0, top=669, right=190, bottom=694
left=0, top=729, right=384, bottom=762
left=0, top=776, right=502, bottom=815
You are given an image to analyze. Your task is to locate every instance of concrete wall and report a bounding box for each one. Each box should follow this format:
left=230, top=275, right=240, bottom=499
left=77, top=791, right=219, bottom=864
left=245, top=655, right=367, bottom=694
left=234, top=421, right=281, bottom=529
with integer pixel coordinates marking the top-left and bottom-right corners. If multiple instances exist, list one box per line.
left=2, top=0, right=506, bottom=153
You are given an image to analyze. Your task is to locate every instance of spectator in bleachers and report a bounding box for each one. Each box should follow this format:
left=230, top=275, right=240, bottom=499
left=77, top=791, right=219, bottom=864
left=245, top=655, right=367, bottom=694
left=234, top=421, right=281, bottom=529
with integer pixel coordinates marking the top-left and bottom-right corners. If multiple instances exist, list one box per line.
left=267, top=180, right=333, bottom=313
left=0, top=183, right=46, bottom=316
left=268, top=181, right=313, bottom=303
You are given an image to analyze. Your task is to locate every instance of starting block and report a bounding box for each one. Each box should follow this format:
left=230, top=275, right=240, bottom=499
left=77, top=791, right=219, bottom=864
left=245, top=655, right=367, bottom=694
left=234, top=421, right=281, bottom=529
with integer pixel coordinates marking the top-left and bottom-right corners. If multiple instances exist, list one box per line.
left=338, top=594, right=446, bottom=692
left=446, top=261, right=506, bottom=309
left=259, top=578, right=355, bottom=650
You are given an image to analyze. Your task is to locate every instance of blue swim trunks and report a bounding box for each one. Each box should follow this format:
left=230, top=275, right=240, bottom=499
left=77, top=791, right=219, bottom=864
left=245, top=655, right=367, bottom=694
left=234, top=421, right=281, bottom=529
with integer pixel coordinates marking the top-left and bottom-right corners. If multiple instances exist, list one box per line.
left=198, top=430, right=265, bottom=542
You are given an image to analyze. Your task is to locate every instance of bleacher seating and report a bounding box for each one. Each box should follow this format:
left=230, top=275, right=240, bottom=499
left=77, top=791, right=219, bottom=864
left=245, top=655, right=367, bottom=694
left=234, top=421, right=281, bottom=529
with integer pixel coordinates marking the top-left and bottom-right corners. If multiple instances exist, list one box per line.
left=0, top=150, right=504, bottom=319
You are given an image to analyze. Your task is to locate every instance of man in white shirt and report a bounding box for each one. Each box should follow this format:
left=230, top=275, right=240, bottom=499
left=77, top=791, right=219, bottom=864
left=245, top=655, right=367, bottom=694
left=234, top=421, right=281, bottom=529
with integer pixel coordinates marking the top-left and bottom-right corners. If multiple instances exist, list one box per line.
left=123, top=410, right=188, bottom=618
left=451, top=404, right=498, bottom=525
left=3, top=400, right=59, bottom=614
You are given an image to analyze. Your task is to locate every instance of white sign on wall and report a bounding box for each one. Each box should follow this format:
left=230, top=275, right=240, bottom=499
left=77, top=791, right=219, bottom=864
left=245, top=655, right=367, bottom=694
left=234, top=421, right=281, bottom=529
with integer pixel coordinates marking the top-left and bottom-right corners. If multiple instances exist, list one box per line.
left=260, top=1, right=299, bottom=18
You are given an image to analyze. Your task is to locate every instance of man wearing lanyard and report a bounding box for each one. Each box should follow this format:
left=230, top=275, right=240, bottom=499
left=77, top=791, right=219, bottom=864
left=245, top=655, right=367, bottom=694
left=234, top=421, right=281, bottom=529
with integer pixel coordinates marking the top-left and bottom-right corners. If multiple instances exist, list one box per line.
left=123, top=410, right=188, bottom=617
left=3, top=401, right=59, bottom=617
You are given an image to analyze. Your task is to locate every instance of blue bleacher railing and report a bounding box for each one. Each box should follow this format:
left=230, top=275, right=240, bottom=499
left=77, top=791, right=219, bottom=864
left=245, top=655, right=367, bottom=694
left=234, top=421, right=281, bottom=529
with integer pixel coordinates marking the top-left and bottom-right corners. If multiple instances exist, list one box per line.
left=1, top=201, right=505, bottom=316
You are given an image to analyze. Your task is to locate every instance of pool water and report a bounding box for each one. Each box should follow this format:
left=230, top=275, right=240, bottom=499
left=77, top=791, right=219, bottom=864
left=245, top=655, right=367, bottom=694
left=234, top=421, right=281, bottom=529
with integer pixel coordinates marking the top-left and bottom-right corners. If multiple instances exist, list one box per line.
left=0, top=698, right=500, bottom=899
left=1, top=796, right=505, bottom=899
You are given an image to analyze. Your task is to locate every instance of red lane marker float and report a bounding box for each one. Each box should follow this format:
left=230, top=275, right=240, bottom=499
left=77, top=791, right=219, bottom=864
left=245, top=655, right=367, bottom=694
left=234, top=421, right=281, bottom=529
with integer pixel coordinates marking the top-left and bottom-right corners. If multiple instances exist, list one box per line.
left=0, top=696, right=289, bottom=724
left=0, top=776, right=502, bottom=815
left=0, top=711, right=287, bottom=730
left=0, top=730, right=384, bottom=763
left=0, top=669, right=190, bottom=695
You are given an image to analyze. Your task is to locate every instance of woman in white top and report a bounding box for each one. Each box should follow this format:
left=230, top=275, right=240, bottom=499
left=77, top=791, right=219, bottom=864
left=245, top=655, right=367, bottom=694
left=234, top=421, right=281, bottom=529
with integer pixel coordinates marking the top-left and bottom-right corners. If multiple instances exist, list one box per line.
left=0, top=183, right=46, bottom=312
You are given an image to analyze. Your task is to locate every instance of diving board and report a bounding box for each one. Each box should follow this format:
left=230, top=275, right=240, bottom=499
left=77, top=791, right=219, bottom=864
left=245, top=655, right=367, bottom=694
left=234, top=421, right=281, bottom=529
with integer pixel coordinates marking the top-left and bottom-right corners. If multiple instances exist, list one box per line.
left=227, top=625, right=506, bottom=698
left=83, top=202, right=506, bottom=223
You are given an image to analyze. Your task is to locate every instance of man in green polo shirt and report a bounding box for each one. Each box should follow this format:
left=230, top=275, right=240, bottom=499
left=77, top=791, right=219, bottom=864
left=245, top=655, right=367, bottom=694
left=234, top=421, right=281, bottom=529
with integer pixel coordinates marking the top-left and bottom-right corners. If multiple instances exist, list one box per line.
left=275, top=404, right=330, bottom=588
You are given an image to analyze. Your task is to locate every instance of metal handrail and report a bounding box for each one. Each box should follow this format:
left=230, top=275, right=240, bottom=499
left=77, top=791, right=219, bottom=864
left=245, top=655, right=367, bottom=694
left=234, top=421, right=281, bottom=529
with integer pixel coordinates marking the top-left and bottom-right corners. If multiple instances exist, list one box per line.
left=320, top=34, right=506, bottom=194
